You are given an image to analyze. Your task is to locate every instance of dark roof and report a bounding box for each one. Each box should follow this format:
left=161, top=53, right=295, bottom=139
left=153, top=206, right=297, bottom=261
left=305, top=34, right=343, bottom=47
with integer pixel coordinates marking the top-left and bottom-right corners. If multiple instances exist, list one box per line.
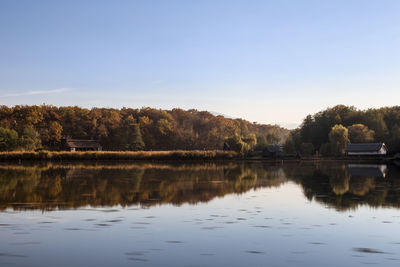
left=347, top=164, right=387, bottom=178
left=66, top=139, right=101, bottom=148
left=346, top=143, right=386, bottom=152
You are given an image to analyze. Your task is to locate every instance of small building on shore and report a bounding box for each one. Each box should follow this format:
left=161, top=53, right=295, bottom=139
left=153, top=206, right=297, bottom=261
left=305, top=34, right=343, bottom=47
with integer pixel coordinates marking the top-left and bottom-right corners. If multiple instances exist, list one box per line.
left=346, top=143, right=387, bottom=156
left=62, top=139, right=102, bottom=152
left=263, top=144, right=283, bottom=158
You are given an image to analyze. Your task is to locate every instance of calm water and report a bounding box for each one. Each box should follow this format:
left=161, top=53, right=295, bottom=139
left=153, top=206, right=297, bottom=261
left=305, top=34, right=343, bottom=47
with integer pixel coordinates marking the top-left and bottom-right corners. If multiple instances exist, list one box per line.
left=1, top=161, right=400, bottom=266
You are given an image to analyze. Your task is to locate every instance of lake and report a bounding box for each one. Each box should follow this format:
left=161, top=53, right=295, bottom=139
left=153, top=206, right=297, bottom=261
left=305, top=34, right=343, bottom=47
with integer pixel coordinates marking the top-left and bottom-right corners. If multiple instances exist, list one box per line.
left=1, top=161, right=400, bottom=266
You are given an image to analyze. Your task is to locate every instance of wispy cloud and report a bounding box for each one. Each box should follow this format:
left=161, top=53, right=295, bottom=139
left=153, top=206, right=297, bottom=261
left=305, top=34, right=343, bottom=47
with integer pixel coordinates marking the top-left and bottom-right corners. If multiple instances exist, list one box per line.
left=0, top=88, right=72, bottom=97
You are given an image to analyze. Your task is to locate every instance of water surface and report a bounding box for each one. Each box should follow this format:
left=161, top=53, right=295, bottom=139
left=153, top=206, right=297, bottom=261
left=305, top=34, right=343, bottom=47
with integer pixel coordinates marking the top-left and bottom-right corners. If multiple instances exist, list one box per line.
left=1, top=161, right=400, bottom=266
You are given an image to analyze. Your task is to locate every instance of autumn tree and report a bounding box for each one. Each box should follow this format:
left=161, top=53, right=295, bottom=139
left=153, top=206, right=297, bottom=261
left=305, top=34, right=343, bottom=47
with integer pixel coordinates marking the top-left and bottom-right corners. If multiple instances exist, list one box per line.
left=0, top=105, right=289, bottom=151
left=329, top=124, right=349, bottom=156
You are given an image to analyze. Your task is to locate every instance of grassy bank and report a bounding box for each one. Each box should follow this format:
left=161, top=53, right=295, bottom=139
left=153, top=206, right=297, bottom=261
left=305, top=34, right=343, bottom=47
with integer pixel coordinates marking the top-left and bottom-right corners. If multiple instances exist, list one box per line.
left=0, top=150, right=238, bottom=161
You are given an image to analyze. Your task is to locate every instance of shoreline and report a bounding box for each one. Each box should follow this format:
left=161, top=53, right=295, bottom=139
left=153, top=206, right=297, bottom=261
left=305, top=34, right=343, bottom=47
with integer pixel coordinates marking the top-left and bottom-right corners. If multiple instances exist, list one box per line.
left=0, top=150, right=238, bottom=161
left=0, top=151, right=396, bottom=165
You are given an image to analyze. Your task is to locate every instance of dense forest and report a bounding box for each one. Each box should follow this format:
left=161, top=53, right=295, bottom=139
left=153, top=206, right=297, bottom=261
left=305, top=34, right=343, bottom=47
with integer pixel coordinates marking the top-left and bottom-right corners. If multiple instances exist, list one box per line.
left=0, top=105, right=289, bottom=151
left=285, top=105, right=400, bottom=156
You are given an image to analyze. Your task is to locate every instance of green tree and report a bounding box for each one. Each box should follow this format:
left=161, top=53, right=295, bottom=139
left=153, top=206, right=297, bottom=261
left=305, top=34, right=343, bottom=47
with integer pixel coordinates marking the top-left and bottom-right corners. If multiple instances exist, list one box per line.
left=283, top=137, right=296, bottom=154
left=225, top=135, right=251, bottom=156
left=242, top=133, right=257, bottom=147
left=266, top=132, right=280, bottom=145
left=20, top=126, right=42, bottom=151
left=130, top=124, right=145, bottom=151
left=255, top=134, right=267, bottom=150
left=122, top=121, right=145, bottom=151
left=157, top=118, right=173, bottom=136
left=41, top=121, right=63, bottom=148
left=0, top=127, right=19, bottom=151
left=319, top=143, right=333, bottom=157
left=329, top=124, right=349, bottom=156
left=389, top=124, right=400, bottom=153
left=300, top=142, right=315, bottom=155
left=348, top=124, right=374, bottom=143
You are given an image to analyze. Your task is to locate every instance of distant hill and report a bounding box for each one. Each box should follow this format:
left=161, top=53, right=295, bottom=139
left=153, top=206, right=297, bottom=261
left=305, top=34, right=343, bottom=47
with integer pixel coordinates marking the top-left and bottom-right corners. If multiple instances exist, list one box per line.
left=209, top=111, right=236, bottom=119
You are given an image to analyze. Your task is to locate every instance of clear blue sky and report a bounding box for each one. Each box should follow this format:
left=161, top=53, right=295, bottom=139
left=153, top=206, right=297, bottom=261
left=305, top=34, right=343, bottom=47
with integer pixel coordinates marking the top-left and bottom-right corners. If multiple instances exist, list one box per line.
left=1, top=0, right=400, bottom=128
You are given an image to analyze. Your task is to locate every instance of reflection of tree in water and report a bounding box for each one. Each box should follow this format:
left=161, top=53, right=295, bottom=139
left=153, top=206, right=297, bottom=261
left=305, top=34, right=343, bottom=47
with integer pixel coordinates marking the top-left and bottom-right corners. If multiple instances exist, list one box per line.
left=349, top=177, right=375, bottom=196
left=283, top=163, right=400, bottom=211
left=0, top=163, right=287, bottom=211
left=328, top=165, right=350, bottom=195
left=0, top=162, right=400, bottom=211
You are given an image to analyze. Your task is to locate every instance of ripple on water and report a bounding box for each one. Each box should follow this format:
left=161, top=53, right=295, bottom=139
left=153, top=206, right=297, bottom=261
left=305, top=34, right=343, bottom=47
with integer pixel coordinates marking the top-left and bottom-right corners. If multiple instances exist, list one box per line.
left=352, top=248, right=386, bottom=254
left=200, top=253, right=215, bottom=256
left=9, top=242, right=41, bottom=246
left=105, top=219, right=123, bottom=223
left=125, top=251, right=146, bottom=256
left=245, top=250, right=264, bottom=254
left=127, top=257, right=148, bottom=262
left=201, top=226, right=223, bottom=230
left=99, top=209, right=120, bottom=213
left=309, top=242, right=326, bottom=245
left=13, top=232, right=31, bottom=235
left=0, top=253, right=28, bottom=258
left=291, top=251, right=307, bottom=254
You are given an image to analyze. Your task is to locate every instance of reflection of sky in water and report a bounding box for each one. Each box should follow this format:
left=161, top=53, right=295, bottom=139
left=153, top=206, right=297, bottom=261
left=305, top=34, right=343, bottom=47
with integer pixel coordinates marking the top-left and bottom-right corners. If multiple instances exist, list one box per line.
left=1, top=182, right=400, bottom=267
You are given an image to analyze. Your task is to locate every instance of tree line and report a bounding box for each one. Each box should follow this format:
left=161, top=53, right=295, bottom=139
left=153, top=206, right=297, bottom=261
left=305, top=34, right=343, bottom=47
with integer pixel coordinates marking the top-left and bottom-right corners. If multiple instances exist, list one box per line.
left=285, top=105, right=400, bottom=156
left=0, top=105, right=289, bottom=151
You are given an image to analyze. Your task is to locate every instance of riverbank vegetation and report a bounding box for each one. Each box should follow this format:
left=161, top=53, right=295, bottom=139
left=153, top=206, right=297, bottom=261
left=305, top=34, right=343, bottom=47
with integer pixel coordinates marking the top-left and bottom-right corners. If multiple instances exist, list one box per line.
left=0, top=150, right=237, bottom=161
left=285, top=105, right=400, bottom=156
left=0, top=105, right=288, bottom=152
